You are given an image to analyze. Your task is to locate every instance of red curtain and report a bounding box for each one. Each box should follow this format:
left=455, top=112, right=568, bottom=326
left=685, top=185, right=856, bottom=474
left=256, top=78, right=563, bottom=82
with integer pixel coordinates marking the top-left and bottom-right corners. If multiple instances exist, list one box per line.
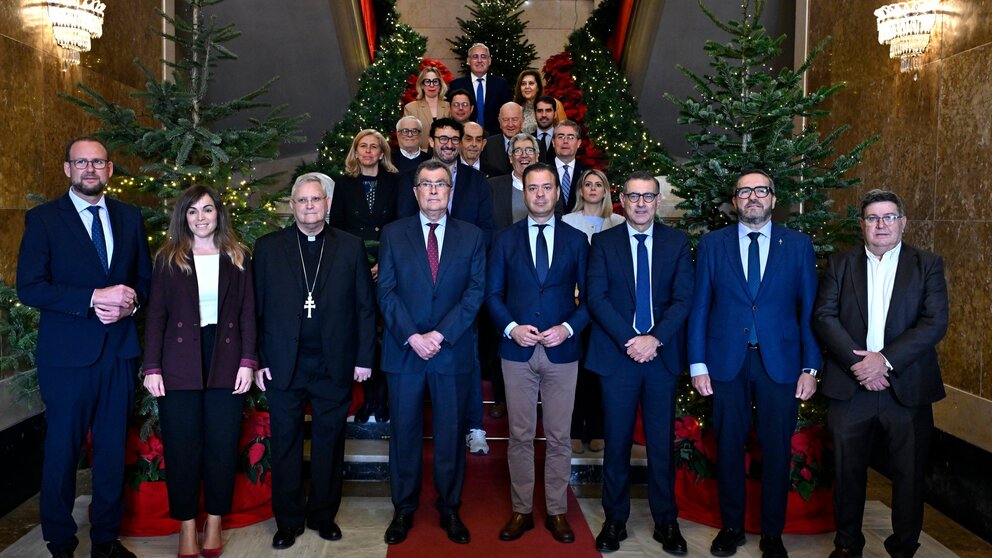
left=606, top=0, right=636, bottom=63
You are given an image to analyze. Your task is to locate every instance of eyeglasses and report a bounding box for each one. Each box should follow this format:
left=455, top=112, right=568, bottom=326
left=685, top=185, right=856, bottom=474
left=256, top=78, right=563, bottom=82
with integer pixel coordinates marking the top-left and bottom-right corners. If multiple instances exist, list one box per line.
left=863, top=214, right=903, bottom=225
left=451, top=101, right=471, bottom=109
left=511, top=147, right=537, bottom=156
left=734, top=186, right=774, bottom=199
left=422, top=78, right=441, bottom=87
left=293, top=195, right=327, bottom=205
left=69, top=158, right=109, bottom=169
left=398, top=128, right=422, bottom=136
left=554, top=133, right=577, bottom=141
left=468, top=53, right=490, bottom=60
left=417, top=181, right=451, bottom=190
left=433, top=135, right=461, bottom=145
left=623, top=192, right=658, bottom=203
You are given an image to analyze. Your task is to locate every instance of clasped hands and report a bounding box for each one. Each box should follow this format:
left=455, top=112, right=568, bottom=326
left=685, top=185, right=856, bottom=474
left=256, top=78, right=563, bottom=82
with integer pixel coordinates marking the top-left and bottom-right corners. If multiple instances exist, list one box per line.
left=408, top=331, right=445, bottom=360
left=851, top=349, right=890, bottom=391
left=626, top=334, right=660, bottom=364
left=510, top=324, right=569, bottom=349
left=92, top=284, right=137, bottom=324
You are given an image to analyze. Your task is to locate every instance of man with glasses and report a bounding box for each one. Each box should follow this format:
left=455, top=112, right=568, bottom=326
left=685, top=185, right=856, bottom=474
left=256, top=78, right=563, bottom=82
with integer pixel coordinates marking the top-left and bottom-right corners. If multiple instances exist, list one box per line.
left=449, top=89, right=475, bottom=125
left=480, top=102, right=525, bottom=178
left=586, top=171, right=693, bottom=554
left=391, top=115, right=430, bottom=174
left=448, top=43, right=513, bottom=135
left=813, top=190, right=947, bottom=558
left=17, top=136, right=151, bottom=558
left=688, top=169, right=820, bottom=558
left=551, top=120, right=589, bottom=214
left=253, top=173, right=376, bottom=549
left=378, top=160, right=486, bottom=545
left=491, top=133, right=539, bottom=231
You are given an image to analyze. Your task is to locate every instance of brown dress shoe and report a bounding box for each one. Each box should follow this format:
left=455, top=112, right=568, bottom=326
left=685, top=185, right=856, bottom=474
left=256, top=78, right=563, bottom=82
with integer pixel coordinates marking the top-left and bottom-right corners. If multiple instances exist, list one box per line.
left=499, top=512, right=534, bottom=541
left=545, top=513, right=575, bottom=543
left=588, top=438, right=605, bottom=452
left=571, top=439, right=586, bottom=454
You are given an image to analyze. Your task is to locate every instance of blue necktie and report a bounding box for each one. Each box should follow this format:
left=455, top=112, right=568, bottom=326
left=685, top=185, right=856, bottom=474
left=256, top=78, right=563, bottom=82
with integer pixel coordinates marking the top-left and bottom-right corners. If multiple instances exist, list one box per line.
left=87, top=206, right=109, bottom=274
left=634, top=233, right=651, bottom=333
left=747, top=231, right=761, bottom=344
left=561, top=164, right=571, bottom=207
left=475, top=78, right=485, bottom=128
left=535, top=224, right=549, bottom=284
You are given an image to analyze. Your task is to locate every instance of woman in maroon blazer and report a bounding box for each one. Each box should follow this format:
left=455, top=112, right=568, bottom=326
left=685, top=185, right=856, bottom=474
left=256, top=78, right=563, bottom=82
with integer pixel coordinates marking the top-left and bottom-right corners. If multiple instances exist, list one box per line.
left=142, top=185, right=257, bottom=558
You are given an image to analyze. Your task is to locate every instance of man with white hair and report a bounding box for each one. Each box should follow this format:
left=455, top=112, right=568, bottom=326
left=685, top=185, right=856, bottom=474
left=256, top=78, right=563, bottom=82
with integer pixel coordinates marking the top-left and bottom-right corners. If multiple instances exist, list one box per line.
left=391, top=116, right=431, bottom=174
left=448, top=43, right=513, bottom=135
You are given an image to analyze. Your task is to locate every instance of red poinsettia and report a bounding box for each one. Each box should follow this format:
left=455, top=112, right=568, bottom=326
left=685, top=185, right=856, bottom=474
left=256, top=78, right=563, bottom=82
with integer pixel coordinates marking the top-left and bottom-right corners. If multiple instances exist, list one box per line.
left=247, top=441, right=266, bottom=467
left=541, top=52, right=604, bottom=169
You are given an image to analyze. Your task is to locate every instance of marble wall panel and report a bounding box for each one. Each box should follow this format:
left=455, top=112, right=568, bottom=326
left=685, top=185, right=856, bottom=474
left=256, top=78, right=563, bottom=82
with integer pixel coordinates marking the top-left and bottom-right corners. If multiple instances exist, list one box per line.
left=0, top=38, right=45, bottom=208
left=939, top=0, right=992, bottom=59
left=808, top=0, right=898, bottom=89
left=0, top=209, right=27, bottom=283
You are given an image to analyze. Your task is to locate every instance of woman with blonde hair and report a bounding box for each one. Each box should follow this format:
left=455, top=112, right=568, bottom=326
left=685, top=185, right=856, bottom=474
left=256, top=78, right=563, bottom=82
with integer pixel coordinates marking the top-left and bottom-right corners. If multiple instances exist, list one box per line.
left=561, top=169, right=625, bottom=241
left=403, top=66, right=450, bottom=150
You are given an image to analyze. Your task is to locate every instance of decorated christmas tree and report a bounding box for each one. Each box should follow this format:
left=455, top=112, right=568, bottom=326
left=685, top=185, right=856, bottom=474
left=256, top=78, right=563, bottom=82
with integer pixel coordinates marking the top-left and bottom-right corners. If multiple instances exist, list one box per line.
left=666, top=0, right=876, bottom=253
left=448, top=0, right=539, bottom=81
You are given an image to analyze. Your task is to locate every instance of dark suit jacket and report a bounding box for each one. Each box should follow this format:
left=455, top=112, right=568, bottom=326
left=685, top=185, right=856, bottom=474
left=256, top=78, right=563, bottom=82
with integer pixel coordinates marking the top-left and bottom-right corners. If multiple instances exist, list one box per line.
left=585, top=222, right=694, bottom=377
left=486, top=217, right=590, bottom=363
left=448, top=74, right=513, bottom=134
left=397, top=163, right=495, bottom=246
left=328, top=170, right=400, bottom=261
left=17, top=193, right=152, bottom=367
left=553, top=159, right=590, bottom=214
left=254, top=225, right=376, bottom=390
left=391, top=150, right=431, bottom=175
left=813, top=243, right=948, bottom=406
left=377, top=216, right=486, bottom=375
left=142, top=253, right=258, bottom=389
left=688, top=224, right=821, bottom=383
left=480, top=134, right=512, bottom=178
left=489, top=174, right=520, bottom=232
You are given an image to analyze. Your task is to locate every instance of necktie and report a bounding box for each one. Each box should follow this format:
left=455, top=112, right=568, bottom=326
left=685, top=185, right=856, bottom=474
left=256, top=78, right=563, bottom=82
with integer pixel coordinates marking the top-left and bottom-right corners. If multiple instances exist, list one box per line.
left=747, top=231, right=761, bottom=344
left=475, top=78, right=485, bottom=128
left=535, top=224, right=549, bottom=284
left=87, top=206, right=109, bottom=273
left=539, top=132, right=548, bottom=160
left=634, top=233, right=651, bottom=333
left=561, top=164, right=571, bottom=207
left=427, top=223, right=440, bottom=284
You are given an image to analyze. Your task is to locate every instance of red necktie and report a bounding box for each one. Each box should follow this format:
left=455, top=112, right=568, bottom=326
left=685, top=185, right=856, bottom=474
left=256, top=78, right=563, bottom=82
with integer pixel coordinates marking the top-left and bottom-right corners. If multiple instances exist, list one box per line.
left=427, top=223, right=440, bottom=284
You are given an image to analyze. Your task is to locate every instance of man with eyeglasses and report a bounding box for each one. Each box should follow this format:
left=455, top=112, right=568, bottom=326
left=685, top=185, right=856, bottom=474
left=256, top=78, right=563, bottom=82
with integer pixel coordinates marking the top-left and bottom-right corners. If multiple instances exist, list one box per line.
left=551, top=120, right=589, bottom=214
left=391, top=115, right=430, bottom=174
left=688, top=169, right=820, bottom=558
left=813, top=190, right=947, bottom=558
left=448, top=43, right=513, bottom=135
left=490, top=133, right=539, bottom=231
left=448, top=89, right=475, bottom=125
left=253, top=173, right=376, bottom=549
left=480, top=102, right=525, bottom=178
left=586, top=171, right=693, bottom=554
left=17, top=136, right=151, bottom=558
left=378, top=160, right=486, bottom=545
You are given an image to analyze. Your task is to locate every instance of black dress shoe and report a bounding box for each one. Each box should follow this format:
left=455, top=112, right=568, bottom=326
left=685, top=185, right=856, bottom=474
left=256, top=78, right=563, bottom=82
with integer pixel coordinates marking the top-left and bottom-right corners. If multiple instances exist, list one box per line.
left=711, top=527, right=746, bottom=556
left=828, top=548, right=861, bottom=558
left=384, top=513, right=413, bottom=545
left=354, top=401, right=372, bottom=423
left=759, top=535, right=788, bottom=558
left=439, top=512, right=470, bottom=544
left=90, top=540, right=136, bottom=558
left=595, top=520, right=628, bottom=552
left=374, top=400, right=390, bottom=422
left=271, top=526, right=305, bottom=549
left=654, top=521, right=688, bottom=555
left=308, top=520, right=342, bottom=541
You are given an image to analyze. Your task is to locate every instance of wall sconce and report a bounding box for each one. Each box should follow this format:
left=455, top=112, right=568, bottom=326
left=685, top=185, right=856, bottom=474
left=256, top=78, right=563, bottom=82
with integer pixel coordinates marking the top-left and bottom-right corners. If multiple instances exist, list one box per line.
left=874, top=1, right=940, bottom=73
left=45, top=0, right=106, bottom=66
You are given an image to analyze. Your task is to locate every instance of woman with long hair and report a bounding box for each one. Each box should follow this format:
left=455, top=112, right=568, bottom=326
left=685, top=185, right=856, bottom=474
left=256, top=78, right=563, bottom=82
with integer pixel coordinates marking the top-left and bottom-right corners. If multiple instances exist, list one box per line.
left=403, top=66, right=450, bottom=150
left=513, top=69, right=567, bottom=135
left=142, top=185, right=256, bottom=558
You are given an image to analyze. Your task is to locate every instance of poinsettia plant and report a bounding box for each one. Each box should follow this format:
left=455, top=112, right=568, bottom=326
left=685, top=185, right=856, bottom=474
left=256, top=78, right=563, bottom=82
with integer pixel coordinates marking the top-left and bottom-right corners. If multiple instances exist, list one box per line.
left=124, top=428, right=166, bottom=489
left=239, top=410, right=272, bottom=484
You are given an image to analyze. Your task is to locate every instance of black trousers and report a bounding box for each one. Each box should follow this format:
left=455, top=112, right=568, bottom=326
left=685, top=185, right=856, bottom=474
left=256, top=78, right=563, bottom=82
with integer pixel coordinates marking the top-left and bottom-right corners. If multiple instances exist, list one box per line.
left=828, top=389, right=932, bottom=556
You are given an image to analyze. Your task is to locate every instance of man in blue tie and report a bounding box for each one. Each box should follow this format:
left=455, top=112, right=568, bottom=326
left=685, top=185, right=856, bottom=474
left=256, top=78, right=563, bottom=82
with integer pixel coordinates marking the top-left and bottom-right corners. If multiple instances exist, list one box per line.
left=17, top=136, right=152, bottom=558
left=688, top=169, right=820, bottom=558
left=551, top=121, right=589, bottom=214
left=447, top=43, right=513, bottom=135
left=586, top=171, right=694, bottom=554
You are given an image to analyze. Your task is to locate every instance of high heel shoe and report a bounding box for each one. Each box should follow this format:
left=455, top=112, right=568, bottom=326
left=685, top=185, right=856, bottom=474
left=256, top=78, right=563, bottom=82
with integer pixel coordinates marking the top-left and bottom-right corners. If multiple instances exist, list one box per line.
left=200, top=547, right=223, bottom=558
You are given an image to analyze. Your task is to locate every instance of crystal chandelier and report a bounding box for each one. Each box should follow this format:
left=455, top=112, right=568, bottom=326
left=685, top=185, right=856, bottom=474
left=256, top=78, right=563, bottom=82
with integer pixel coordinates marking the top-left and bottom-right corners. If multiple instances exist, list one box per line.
left=46, top=0, right=106, bottom=65
left=874, top=1, right=940, bottom=73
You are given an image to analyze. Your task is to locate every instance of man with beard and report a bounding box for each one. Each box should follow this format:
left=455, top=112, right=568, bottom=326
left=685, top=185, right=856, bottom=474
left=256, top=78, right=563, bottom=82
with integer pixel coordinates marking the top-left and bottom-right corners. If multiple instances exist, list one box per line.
left=533, top=96, right=558, bottom=163
left=688, top=169, right=820, bottom=558
left=17, top=136, right=152, bottom=558
left=480, top=102, right=524, bottom=178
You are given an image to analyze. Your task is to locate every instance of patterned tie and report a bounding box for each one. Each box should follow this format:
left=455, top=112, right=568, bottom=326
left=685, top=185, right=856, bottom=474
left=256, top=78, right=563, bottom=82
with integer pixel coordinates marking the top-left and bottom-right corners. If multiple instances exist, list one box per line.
left=747, top=231, right=761, bottom=344
left=535, top=224, right=549, bottom=284
left=475, top=78, right=485, bottom=128
left=561, top=164, right=571, bottom=208
left=87, top=206, right=109, bottom=274
left=427, top=223, right=440, bottom=284
left=634, top=233, right=651, bottom=333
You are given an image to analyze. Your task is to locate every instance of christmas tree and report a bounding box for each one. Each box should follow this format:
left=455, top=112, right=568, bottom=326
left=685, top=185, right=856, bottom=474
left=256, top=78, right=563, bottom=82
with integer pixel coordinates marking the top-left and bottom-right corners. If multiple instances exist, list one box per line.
left=448, top=0, right=539, bottom=81
left=666, top=0, right=876, bottom=253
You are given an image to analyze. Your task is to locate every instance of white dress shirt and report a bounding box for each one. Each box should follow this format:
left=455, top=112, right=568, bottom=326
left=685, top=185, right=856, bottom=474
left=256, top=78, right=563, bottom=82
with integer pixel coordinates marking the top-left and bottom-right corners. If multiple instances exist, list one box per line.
left=69, top=188, right=114, bottom=264
left=503, top=217, right=573, bottom=338
left=419, top=212, right=447, bottom=259
left=627, top=222, right=654, bottom=333
left=866, top=242, right=901, bottom=354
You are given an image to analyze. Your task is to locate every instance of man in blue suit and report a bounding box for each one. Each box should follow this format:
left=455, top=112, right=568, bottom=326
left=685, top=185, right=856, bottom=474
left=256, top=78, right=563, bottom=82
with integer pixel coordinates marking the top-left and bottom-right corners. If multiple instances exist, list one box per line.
left=377, top=160, right=486, bottom=545
left=17, top=136, right=151, bottom=558
left=586, top=171, right=694, bottom=554
left=688, top=169, right=820, bottom=558
left=486, top=163, right=589, bottom=544
left=447, top=43, right=514, bottom=135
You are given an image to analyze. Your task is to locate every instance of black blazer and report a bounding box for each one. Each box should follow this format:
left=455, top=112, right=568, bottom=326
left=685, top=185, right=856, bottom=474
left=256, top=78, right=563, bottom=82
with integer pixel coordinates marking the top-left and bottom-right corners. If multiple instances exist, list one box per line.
left=480, top=134, right=512, bottom=178
left=391, top=150, right=431, bottom=175
left=553, top=159, right=590, bottom=214
left=813, top=243, right=948, bottom=406
left=254, top=225, right=376, bottom=390
left=397, top=163, right=496, bottom=246
left=489, top=174, right=519, bottom=232
left=328, top=170, right=400, bottom=261
left=142, top=253, right=258, bottom=390
left=448, top=74, right=513, bottom=135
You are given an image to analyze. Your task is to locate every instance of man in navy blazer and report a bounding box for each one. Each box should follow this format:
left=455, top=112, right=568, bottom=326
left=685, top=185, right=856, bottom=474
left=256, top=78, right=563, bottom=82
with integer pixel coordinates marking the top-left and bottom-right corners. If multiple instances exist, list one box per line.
left=17, top=136, right=151, bottom=558
left=486, top=163, right=589, bottom=543
left=550, top=121, right=589, bottom=215
left=688, top=170, right=820, bottom=558
left=378, top=160, right=486, bottom=546
left=585, top=171, right=694, bottom=554
left=447, top=43, right=513, bottom=135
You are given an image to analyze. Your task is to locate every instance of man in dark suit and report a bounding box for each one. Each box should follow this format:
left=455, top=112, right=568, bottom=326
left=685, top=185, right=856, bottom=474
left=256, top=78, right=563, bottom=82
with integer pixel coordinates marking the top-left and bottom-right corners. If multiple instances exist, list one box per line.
left=449, top=89, right=474, bottom=125
left=378, top=160, right=486, bottom=545
left=813, top=189, right=948, bottom=558
left=253, top=174, right=376, bottom=549
left=490, top=133, right=538, bottom=232
left=447, top=43, right=513, bottom=135
left=586, top=171, right=693, bottom=554
left=534, top=96, right=558, bottom=164
left=688, top=169, right=820, bottom=558
left=460, top=121, right=487, bottom=172
left=486, top=163, right=589, bottom=544
left=551, top=120, right=589, bottom=214
left=391, top=115, right=431, bottom=174
left=17, top=136, right=151, bottom=558
left=479, top=102, right=524, bottom=178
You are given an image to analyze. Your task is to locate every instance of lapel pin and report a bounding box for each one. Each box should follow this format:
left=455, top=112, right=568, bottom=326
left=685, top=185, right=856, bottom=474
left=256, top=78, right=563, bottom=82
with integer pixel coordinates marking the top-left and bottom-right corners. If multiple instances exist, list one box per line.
left=778, top=239, right=783, bottom=245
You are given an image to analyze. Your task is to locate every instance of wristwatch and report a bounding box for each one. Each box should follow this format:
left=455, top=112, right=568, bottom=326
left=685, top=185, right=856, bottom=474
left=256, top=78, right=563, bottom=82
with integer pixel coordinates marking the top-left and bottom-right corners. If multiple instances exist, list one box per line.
left=802, top=368, right=819, bottom=378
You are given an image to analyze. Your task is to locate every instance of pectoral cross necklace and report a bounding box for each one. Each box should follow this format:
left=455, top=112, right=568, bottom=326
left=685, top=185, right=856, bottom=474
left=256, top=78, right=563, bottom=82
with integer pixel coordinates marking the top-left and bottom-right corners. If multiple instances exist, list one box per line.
left=296, top=233, right=325, bottom=319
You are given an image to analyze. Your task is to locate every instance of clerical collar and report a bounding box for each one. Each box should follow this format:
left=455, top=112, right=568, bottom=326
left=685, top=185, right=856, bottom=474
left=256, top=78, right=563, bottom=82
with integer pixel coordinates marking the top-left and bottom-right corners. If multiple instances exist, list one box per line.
left=297, top=225, right=326, bottom=243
